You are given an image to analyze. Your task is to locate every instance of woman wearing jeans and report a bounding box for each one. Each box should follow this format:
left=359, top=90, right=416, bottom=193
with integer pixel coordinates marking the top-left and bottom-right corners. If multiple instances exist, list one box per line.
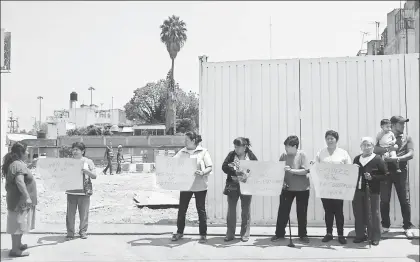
left=222, top=137, right=258, bottom=242
left=66, top=142, right=97, bottom=240
left=315, top=130, right=352, bottom=244
left=171, top=131, right=213, bottom=244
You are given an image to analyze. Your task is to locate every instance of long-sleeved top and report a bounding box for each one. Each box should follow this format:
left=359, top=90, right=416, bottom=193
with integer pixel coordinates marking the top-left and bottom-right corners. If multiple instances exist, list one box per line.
left=222, top=150, right=258, bottom=182
left=173, top=146, right=213, bottom=192
left=353, top=154, right=388, bottom=194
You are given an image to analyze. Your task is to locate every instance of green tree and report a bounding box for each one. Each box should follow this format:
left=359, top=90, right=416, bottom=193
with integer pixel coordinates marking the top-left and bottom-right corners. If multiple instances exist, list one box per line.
left=160, top=15, right=188, bottom=135
left=124, top=77, right=199, bottom=132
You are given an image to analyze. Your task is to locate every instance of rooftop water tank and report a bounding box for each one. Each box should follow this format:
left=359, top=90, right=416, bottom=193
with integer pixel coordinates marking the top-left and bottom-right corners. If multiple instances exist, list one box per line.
left=70, top=92, right=78, bottom=102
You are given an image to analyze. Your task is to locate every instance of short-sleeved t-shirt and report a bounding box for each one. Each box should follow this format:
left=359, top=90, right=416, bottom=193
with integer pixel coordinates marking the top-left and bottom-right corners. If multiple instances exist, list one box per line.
left=316, top=147, right=352, bottom=165
left=174, top=146, right=213, bottom=192
left=280, top=150, right=310, bottom=191
left=394, top=134, right=414, bottom=170
left=6, top=160, right=37, bottom=211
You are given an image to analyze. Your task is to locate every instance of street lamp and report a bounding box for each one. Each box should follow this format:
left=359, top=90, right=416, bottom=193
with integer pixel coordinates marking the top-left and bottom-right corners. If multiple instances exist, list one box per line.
left=88, top=86, right=95, bottom=106
left=37, top=96, right=43, bottom=130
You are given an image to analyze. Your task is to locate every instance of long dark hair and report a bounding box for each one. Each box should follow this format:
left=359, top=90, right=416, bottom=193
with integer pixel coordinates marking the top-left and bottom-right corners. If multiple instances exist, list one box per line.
left=2, top=142, right=27, bottom=176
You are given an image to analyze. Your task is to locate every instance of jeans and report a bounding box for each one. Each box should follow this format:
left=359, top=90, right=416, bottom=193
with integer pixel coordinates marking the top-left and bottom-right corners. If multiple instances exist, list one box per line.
left=380, top=168, right=412, bottom=230
left=321, top=198, right=344, bottom=236
left=274, top=190, right=309, bottom=238
left=353, top=190, right=381, bottom=241
left=66, top=194, right=90, bottom=236
left=116, top=161, right=122, bottom=174
left=103, top=158, right=113, bottom=175
left=176, top=190, right=207, bottom=236
left=226, top=190, right=252, bottom=238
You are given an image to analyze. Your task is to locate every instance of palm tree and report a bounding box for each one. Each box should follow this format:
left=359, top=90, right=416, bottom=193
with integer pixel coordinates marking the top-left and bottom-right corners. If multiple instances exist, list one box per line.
left=160, top=15, right=187, bottom=134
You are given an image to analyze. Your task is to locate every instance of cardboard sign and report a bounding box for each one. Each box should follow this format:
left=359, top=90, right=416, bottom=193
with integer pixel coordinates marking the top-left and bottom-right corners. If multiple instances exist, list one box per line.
left=37, top=158, right=84, bottom=192
left=155, top=156, right=197, bottom=191
left=239, top=160, right=285, bottom=196
left=309, top=163, right=358, bottom=200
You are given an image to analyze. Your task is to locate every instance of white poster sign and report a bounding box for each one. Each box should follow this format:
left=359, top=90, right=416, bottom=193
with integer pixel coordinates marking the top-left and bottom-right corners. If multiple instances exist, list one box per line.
left=155, top=156, right=197, bottom=191
left=239, top=160, right=285, bottom=196
left=37, top=158, right=84, bottom=192
left=309, top=163, right=358, bottom=200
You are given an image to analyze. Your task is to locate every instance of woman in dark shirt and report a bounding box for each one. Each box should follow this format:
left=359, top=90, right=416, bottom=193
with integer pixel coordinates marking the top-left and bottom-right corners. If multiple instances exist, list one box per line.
left=352, top=137, right=388, bottom=246
left=2, top=142, right=37, bottom=257
left=221, top=137, right=258, bottom=242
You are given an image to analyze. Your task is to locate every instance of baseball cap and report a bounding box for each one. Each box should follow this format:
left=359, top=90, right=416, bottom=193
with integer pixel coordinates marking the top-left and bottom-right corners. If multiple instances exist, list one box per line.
left=390, top=116, right=409, bottom=124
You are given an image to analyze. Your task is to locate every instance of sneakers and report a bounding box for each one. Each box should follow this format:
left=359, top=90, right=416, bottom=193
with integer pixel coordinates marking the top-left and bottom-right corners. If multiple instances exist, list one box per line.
left=271, top=235, right=285, bottom=242
left=224, top=236, right=235, bottom=242
left=198, top=235, right=207, bottom=243
left=241, top=236, right=249, bottom=242
left=405, top=228, right=417, bottom=239
left=171, top=233, right=183, bottom=241
left=338, top=236, right=347, bottom=244
left=322, top=234, right=333, bottom=243
left=80, top=234, right=88, bottom=239
left=382, top=227, right=390, bottom=234
left=353, top=235, right=368, bottom=243
left=65, top=235, right=74, bottom=241
left=299, top=236, right=310, bottom=243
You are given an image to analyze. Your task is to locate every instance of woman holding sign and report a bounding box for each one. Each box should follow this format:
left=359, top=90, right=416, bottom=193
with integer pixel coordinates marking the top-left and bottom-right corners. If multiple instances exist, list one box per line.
left=315, top=130, right=352, bottom=245
left=222, top=137, right=258, bottom=242
left=171, top=131, right=213, bottom=244
left=352, top=137, right=388, bottom=246
left=65, top=142, right=97, bottom=240
left=2, top=142, right=37, bottom=257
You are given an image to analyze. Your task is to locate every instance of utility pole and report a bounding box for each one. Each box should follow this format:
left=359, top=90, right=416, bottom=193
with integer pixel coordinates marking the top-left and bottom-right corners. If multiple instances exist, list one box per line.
left=404, top=18, right=410, bottom=54
left=88, top=86, right=95, bottom=106
left=37, top=96, right=43, bottom=130
left=111, top=96, right=114, bottom=124
left=269, top=16, right=272, bottom=59
left=8, top=111, right=18, bottom=133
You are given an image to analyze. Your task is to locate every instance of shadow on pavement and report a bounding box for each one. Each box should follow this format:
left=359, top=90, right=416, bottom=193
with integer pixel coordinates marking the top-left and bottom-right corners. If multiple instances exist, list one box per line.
left=411, top=239, right=419, bottom=245
left=407, top=254, right=419, bottom=262
left=32, top=235, right=67, bottom=248
left=0, top=249, right=13, bottom=261
left=202, top=236, right=242, bottom=248
left=127, top=237, right=194, bottom=248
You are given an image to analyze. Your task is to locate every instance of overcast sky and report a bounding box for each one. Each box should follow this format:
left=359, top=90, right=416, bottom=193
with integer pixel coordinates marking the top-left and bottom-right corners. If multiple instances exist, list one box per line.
left=1, top=1, right=403, bottom=130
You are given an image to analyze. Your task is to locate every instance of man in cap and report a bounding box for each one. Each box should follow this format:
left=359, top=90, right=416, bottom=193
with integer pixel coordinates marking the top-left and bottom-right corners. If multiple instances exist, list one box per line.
left=374, top=116, right=416, bottom=239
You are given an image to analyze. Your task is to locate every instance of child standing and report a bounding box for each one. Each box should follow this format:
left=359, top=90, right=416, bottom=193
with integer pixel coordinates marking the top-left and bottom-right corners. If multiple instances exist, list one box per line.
left=376, top=119, right=400, bottom=172
left=116, top=145, right=124, bottom=174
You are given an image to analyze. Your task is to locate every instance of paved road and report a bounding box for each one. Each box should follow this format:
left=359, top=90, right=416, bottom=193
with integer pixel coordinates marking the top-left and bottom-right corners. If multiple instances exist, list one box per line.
left=1, top=233, right=418, bottom=262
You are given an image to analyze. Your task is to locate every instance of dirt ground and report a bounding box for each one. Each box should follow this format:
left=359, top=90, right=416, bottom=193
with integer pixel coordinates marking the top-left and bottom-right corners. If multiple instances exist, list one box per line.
left=1, top=170, right=200, bottom=226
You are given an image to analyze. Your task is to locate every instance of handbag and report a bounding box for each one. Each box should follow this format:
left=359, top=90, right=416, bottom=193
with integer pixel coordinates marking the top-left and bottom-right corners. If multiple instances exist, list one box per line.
left=223, top=180, right=239, bottom=195
left=83, top=174, right=93, bottom=196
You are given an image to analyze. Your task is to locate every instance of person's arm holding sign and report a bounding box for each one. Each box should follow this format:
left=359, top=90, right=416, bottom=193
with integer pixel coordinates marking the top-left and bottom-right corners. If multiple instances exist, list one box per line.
left=286, top=152, right=310, bottom=176
left=83, top=160, right=97, bottom=179
left=195, top=151, right=213, bottom=176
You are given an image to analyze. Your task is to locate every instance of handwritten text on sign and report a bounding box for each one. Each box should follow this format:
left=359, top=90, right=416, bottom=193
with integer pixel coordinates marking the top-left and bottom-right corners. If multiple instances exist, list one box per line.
left=239, top=160, right=285, bottom=196
left=309, top=163, right=358, bottom=200
left=155, top=156, right=197, bottom=191
left=37, top=158, right=84, bottom=192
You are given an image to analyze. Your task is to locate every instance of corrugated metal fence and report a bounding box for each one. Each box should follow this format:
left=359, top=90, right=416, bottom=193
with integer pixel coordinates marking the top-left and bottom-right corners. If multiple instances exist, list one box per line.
left=199, top=54, right=419, bottom=227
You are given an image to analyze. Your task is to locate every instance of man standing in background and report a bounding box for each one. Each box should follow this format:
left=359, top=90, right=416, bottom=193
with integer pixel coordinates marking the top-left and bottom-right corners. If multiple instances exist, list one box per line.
left=374, top=116, right=416, bottom=239
left=103, top=142, right=114, bottom=175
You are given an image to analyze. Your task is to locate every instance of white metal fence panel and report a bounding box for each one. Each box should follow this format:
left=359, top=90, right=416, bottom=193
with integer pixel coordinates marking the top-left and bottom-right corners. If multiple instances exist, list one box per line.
left=404, top=53, right=419, bottom=227
left=300, top=55, right=409, bottom=226
left=200, top=60, right=301, bottom=224
left=200, top=54, right=419, bottom=227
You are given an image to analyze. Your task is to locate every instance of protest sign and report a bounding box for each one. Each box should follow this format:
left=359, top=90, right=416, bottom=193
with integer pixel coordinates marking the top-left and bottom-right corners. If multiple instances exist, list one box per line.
left=309, top=163, right=358, bottom=200
left=239, top=160, right=285, bottom=196
left=155, top=156, right=197, bottom=191
left=37, top=158, right=84, bottom=192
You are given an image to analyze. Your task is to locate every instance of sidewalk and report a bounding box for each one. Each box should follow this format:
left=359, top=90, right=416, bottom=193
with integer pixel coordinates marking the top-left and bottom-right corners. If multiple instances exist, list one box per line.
left=0, top=232, right=419, bottom=262
left=1, top=222, right=417, bottom=239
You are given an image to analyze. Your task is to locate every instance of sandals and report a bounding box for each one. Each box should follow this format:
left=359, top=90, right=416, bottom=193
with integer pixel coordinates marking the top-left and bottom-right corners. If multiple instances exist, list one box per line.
left=9, top=250, right=29, bottom=257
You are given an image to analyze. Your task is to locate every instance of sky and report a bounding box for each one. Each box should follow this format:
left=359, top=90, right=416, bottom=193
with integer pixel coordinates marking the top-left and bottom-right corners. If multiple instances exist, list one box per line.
left=1, top=1, right=404, bottom=130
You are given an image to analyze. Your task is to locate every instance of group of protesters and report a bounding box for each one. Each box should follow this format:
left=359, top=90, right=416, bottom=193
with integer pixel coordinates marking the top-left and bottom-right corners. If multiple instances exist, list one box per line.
left=1, top=114, right=415, bottom=257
